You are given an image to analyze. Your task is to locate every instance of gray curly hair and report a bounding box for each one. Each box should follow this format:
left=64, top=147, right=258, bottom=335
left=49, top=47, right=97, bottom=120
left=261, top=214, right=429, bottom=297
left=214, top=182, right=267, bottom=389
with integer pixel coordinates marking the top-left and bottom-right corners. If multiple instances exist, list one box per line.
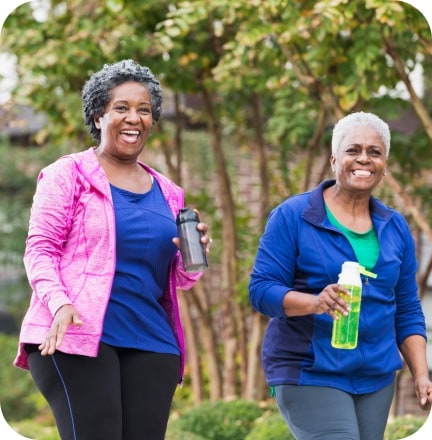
left=82, top=59, right=163, bottom=142
left=331, top=112, right=391, bottom=158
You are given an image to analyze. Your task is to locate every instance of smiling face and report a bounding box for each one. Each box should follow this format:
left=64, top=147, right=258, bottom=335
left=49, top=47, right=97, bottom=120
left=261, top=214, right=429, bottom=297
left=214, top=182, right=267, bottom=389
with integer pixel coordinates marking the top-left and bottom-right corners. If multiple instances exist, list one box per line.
left=330, top=124, right=387, bottom=193
left=94, top=81, right=153, bottom=160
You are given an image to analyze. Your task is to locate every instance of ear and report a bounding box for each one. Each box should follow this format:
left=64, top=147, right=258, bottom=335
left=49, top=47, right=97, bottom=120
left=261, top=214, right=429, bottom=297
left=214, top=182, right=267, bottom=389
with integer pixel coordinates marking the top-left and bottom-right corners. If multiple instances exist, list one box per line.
left=94, top=116, right=101, bottom=129
left=330, top=155, right=336, bottom=172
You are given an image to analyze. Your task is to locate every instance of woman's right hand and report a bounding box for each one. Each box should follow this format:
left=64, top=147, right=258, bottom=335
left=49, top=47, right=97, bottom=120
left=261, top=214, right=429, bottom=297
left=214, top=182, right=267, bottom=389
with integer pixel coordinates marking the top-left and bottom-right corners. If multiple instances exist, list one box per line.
left=314, top=284, right=351, bottom=319
left=282, top=284, right=351, bottom=317
left=39, top=304, right=82, bottom=355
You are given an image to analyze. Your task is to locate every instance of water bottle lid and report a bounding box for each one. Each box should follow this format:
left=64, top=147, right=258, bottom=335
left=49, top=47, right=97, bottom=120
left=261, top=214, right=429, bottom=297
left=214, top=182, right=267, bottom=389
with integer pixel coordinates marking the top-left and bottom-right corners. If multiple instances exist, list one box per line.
left=341, top=261, right=377, bottom=278
left=176, top=207, right=199, bottom=225
left=342, top=261, right=359, bottom=270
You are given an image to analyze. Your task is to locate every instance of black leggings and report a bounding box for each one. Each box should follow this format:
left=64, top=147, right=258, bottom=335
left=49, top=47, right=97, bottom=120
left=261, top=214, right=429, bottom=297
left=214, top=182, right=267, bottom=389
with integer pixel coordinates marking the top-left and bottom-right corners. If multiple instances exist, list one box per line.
left=26, top=343, right=180, bottom=440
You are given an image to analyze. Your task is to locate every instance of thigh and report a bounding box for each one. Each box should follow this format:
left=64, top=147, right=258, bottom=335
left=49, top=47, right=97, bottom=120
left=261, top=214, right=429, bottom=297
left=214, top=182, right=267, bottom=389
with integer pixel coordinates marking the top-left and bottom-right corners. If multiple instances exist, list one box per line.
left=275, top=385, right=360, bottom=440
left=355, top=381, right=395, bottom=440
left=119, top=350, right=180, bottom=440
left=27, top=343, right=122, bottom=440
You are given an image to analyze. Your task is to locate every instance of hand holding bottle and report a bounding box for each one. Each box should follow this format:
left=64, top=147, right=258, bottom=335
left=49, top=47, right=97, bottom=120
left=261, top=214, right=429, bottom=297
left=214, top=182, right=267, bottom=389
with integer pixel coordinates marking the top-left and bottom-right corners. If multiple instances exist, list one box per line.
left=330, top=262, right=377, bottom=349
left=176, top=208, right=209, bottom=273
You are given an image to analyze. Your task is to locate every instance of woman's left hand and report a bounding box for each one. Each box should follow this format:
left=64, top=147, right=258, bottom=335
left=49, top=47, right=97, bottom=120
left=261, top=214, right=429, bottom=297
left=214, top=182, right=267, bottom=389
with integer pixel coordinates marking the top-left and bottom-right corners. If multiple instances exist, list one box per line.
left=197, top=220, right=212, bottom=254
left=39, top=304, right=82, bottom=356
left=172, top=209, right=212, bottom=254
left=400, top=335, right=432, bottom=411
left=415, top=375, right=432, bottom=410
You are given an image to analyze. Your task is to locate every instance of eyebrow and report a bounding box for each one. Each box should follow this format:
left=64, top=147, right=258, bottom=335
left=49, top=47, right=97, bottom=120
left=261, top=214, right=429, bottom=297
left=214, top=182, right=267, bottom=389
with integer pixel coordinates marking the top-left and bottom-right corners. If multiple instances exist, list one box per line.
left=345, top=143, right=384, bottom=149
left=112, top=99, right=151, bottom=105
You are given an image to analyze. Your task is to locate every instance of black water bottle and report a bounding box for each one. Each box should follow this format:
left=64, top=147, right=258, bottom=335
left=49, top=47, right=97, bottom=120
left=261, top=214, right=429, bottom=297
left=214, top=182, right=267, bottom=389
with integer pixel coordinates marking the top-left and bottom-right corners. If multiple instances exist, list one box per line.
left=176, top=208, right=208, bottom=273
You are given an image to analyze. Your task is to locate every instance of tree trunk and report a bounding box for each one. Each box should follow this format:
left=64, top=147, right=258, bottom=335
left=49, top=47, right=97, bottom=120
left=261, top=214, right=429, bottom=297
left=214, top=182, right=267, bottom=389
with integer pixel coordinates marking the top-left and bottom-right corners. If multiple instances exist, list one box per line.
left=303, top=103, right=328, bottom=191
left=189, top=282, right=223, bottom=401
left=244, top=312, right=269, bottom=400
left=383, top=32, right=432, bottom=140
left=156, top=93, right=183, bottom=182
left=244, top=92, right=272, bottom=401
left=178, top=292, right=203, bottom=402
left=384, top=171, right=432, bottom=244
left=200, top=83, right=239, bottom=399
left=251, top=92, right=271, bottom=222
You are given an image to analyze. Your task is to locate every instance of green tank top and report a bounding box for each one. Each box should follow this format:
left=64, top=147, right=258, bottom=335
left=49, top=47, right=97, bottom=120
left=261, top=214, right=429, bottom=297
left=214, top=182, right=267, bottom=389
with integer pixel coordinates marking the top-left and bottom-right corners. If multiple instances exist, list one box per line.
left=325, top=205, right=379, bottom=271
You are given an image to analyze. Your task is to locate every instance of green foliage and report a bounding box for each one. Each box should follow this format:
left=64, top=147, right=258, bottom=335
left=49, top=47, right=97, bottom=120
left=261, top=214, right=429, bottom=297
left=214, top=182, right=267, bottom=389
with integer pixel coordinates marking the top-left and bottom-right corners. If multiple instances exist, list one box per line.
left=0, top=138, right=69, bottom=269
left=0, top=334, right=44, bottom=422
left=0, top=141, right=73, bottom=316
left=0, top=143, right=35, bottom=194
left=2, top=0, right=431, bottom=201
left=167, top=405, right=426, bottom=440
left=384, top=415, right=427, bottom=440
left=1, top=0, right=173, bottom=145
left=9, top=419, right=60, bottom=440
left=0, top=142, right=35, bottom=265
left=168, top=399, right=264, bottom=440
left=165, top=429, right=206, bottom=440
left=245, top=412, right=294, bottom=440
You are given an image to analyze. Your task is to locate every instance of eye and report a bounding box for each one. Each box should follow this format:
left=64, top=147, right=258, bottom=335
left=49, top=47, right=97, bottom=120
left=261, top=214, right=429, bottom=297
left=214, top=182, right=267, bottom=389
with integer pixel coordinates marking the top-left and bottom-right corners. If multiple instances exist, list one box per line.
left=138, top=107, right=152, bottom=114
left=369, top=149, right=383, bottom=157
left=345, top=146, right=360, bottom=154
left=114, top=105, right=128, bottom=112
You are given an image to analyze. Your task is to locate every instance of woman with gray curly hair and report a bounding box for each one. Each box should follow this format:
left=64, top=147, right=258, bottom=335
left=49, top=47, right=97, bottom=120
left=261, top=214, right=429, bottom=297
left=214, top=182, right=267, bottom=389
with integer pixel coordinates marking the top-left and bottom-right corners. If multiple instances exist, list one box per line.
left=15, top=59, right=211, bottom=440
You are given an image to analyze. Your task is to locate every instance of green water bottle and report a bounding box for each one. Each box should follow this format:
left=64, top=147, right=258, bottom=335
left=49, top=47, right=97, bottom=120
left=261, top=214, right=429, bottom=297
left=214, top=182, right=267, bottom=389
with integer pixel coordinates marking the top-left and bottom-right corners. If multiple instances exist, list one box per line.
left=331, top=261, right=362, bottom=349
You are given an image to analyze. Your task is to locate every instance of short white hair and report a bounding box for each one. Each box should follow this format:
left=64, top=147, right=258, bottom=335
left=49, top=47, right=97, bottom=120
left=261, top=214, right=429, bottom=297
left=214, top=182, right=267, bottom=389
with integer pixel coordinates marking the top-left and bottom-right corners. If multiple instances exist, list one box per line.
left=331, top=112, right=391, bottom=158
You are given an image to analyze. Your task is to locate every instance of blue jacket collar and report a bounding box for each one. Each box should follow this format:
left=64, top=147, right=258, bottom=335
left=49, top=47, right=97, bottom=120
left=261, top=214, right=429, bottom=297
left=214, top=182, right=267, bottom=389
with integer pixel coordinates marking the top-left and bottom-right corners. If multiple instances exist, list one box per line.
left=303, top=179, right=393, bottom=226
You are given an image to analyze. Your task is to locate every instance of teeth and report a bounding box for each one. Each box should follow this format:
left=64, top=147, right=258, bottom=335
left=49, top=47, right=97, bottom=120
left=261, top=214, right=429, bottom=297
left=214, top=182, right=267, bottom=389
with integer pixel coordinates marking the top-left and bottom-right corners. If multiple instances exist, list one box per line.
left=353, top=170, right=371, bottom=176
left=121, top=130, right=139, bottom=135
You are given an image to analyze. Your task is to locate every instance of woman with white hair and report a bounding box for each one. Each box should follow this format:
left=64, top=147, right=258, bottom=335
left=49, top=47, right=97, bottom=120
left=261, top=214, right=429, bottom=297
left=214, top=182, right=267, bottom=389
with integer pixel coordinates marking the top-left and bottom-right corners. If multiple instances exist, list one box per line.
left=249, top=111, right=432, bottom=439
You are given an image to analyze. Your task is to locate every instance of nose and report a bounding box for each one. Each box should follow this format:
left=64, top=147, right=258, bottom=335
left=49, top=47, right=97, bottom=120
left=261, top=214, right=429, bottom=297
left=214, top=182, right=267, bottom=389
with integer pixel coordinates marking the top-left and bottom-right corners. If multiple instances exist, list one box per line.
left=125, top=109, right=140, bottom=123
left=356, top=147, right=370, bottom=162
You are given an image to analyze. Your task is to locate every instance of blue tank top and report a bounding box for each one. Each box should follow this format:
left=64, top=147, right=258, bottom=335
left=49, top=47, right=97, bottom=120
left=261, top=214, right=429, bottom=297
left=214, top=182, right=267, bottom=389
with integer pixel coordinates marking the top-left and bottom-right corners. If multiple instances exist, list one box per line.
left=101, top=179, right=180, bottom=355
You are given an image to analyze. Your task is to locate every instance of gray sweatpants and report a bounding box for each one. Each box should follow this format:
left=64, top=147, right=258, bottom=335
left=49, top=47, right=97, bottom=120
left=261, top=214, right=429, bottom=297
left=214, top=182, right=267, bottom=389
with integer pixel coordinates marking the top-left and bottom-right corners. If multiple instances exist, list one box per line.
left=274, top=381, right=395, bottom=440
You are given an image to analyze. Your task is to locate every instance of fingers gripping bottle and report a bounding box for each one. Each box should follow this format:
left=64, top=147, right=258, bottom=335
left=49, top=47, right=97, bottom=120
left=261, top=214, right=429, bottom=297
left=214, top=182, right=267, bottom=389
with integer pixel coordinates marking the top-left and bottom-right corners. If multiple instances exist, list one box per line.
left=331, top=261, right=362, bottom=349
left=176, top=208, right=208, bottom=273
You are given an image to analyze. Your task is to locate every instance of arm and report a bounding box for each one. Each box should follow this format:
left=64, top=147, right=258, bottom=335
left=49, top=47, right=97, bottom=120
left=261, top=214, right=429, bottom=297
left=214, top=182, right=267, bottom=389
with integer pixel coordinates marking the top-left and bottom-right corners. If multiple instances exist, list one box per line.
left=393, top=217, right=431, bottom=409
left=282, top=286, right=350, bottom=319
left=24, top=158, right=82, bottom=352
left=24, top=159, right=76, bottom=315
left=249, top=202, right=349, bottom=318
left=399, top=335, right=432, bottom=410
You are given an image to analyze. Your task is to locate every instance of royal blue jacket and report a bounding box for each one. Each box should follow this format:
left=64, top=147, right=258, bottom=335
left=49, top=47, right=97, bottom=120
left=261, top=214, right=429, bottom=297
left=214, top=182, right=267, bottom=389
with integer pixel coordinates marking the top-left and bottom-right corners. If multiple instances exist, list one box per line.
left=249, top=180, right=426, bottom=394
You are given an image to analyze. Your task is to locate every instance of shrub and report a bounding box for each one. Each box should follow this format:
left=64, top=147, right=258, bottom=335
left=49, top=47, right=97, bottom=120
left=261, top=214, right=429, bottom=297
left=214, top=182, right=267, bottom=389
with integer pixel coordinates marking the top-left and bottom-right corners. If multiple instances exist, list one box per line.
left=165, top=429, right=206, bottom=440
left=9, top=419, right=60, bottom=440
left=384, top=415, right=427, bottom=440
left=168, top=399, right=264, bottom=440
left=0, top=334, right=43, bottom=421
left=245, top=412, right=295, bottom=440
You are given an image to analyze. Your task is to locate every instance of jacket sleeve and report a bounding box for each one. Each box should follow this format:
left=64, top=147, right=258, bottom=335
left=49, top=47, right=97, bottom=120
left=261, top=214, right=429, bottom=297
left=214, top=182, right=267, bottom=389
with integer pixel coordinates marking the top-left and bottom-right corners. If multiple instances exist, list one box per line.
left=249, top=202, right=298, bottom=318
left=173, top=253, right=203, bottom=289
left=23, top=158, right=77, bottom=316
left=393, top=214, right=427, bottom=345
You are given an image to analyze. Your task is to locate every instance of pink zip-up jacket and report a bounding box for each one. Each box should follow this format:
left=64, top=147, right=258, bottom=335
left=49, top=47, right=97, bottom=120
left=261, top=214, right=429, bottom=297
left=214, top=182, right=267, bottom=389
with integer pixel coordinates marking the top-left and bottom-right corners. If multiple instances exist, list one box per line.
left=14, top=147, right=202, bottom=383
